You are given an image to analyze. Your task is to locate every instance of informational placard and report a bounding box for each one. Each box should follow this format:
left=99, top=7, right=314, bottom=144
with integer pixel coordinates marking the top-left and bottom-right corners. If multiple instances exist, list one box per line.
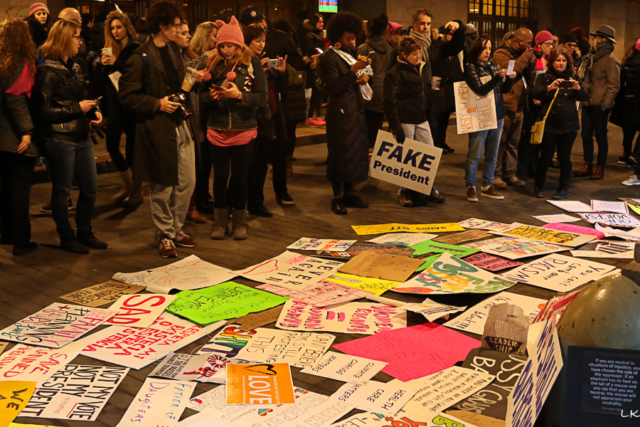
left=463, top=236, right=568, bottom=260
left=116, top=378, right=195, bottom=427
left=226, top=363, right=295, bottom=405
left=463, top=252, right=524, bottom=272
left=571, top=240, right=635, bottom=258
left=499, top=254, right=615, bottom=292
left=106, top=294, right=175, bottom=328
left=276, top=300, right=406, bottom=335
left=0, top=303, right=117, bottom=348
left=338, top=252, right=423, bottom=282
left=367, top=233, right=437, bottom=247
left=432, top=230, right=492, bottom=245
left=458, top=218, right=514, bottom=232
left=20, top=365, right=128, bottom=421
left=400, top=299, right=466, bottom=322
left=579, top=213, right=640, bottom=228
left=454, top=77, right=498, bottom=134
left=591, top=200, right=629, bottom=214
left=287, top=238, right=355, bottom=251
left=494, top=224, right=596, bottom=247
left=444, top=292, right=547, bottom=335
left=542, top=222, right=605, bottom=239
left=547, top=200, right=595, bottom=213
left=113, top=255, right=237, bottom=294
left=331, top=380, right=417, bottom=415
left=532, top=214, right=582, bottom=223
left=300, top=351, right=387, bottom=384
left=256, top=281, right=372, bottom=307
left=352, top=223, right=464, bottom=236
left=370, top=130, right=442, bottom=195
left=0, top=381, right=36, bottom=427
left=59, top=281, right=146, bottom=307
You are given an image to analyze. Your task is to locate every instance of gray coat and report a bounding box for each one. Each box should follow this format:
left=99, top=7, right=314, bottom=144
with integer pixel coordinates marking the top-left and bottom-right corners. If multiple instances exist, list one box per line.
left=357, top=35, right=394, bottom=113
left=583, top=54, right=620, bottom=109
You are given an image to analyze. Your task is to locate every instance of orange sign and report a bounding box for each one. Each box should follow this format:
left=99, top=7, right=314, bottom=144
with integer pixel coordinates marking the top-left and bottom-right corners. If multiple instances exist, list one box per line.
left=226, top=363, right=295, bottom=405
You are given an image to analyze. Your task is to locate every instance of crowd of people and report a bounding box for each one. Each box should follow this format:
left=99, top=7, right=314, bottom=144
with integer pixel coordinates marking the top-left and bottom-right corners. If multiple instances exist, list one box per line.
left=0, top=2, right=636, bottom=258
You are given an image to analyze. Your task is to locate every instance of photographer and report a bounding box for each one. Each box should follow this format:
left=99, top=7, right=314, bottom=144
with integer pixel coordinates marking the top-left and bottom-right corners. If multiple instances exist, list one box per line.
left=118, top=0, right=197, bottom=258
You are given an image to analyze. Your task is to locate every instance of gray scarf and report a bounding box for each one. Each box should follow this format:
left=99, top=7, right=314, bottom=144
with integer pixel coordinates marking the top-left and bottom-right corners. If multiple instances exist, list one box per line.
left=578, top=42, right=614, bottom=80
left=409, top=28, right=431, bottom=62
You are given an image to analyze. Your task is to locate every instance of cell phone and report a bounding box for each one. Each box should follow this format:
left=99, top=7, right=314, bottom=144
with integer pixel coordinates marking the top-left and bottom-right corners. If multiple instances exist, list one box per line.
left=560, top=80, right=573, bottom=89
left=211, top=85, right=226, bottom=91
left=316, top=47, right=323, bottom=54
left=93, top=96, right=102, bottom=102
left=267, top=58, right=281, bottom=68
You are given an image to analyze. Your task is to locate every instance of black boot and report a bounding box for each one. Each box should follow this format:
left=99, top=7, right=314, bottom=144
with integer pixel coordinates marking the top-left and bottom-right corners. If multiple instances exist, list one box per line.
left=59, top=230, right=89, bottom=254
left=77, top=230, right=108, bottom=249
left=429, top=187, right=446, bottom=203
left=532, top=186, right=544, bottom=198
left=552, top=187, right=569, bottom=200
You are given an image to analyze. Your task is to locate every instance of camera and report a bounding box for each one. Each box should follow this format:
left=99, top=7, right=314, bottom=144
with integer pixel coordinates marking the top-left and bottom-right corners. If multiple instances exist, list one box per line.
left=560, top=80, right=574, bottom=89
left=532, top=49, right=543, bottom=60
left=168, top=93, right=192, bottom=120
left=267, top=58, right=281, bottom=68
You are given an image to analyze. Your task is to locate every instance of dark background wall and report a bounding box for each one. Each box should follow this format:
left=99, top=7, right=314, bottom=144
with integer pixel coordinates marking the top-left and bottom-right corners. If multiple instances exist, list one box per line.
left=341, top=0, right=387, bottom=21
left=552, top=0, right=591, bottom=38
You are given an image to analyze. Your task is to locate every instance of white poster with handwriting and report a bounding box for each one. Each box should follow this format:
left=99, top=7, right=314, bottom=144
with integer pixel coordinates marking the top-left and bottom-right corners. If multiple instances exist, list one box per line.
left=401, top=299, right=466, bottom=322
left=301, top=351, right=387, bottom=384
left=454, top=77, right=498, bottom=134
left=106, top=294, right=176, bottom=328
left=331, top=380, right=417, bottom=416
left=287, top=238, right=355, bottom=251
left=331, top=412, right=477, bottom=427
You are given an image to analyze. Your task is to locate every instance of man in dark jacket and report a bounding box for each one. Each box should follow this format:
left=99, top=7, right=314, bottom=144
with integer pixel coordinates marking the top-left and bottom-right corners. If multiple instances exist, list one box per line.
left=118, top=0, right=197, bottom=258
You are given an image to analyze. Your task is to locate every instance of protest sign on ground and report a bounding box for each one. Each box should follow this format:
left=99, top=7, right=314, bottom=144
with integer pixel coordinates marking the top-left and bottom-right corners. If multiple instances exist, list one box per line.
left=463, top=252, right=524, bottom=272
left=454, top=77, right=498, bottom=134
left=0, top=381, right=36, bottom=426
left=257, top=281, right=372, bottom=307
left=571, top=240, right=635, bottom=258
left=458, top=218, right=514, bottom=232
left=547, top=200, right=594, bottom=213
left=400, top=299, right=466, bottom=322
left=579, top=213, right=640, bottom=228
left=338, top=252, right=423, bottom=282
left=106, top=294, right=175, bottom=328
left=463, top=236, right=568, bottom=260
left=287, top=238, right=355, bottom=251
left=149, top=352, right=228, bottom=382
left=494, top=224, right=596, bottom=247
left=318, top=242, right=416, bottom=259
left=410, top=240, right=480, bottom=271
left=352, top=223, right=464, bottom=235
left=331, top=380, right=417, bottom=415
left=532, top=214, right=581, bottom=224
left=226, top=363, right=295, bottom=405
left=590, top=200, right=629, bottom=214
left=532, top=289, right=582, bottom=324
left=59, top=281, right=146, bottom=307
left=595, top=223, right=640, bottom=241
left=432, top=229, right=492, bottom=245
left=366, top=232, right=437, bottom=246
left=542, top=222, right=605, bottom=239
left=300, top=351, right=387, bottom=384
left=230, top=306, right=283, bottom=330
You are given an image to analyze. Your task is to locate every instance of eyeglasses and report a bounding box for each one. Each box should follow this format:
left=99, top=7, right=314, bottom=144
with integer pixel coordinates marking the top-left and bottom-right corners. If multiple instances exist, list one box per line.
left=73, top=36, right=83, bottom=41
left=542, top=41, right=554, bottom=47
left=565, top=43, right=577, bottom=48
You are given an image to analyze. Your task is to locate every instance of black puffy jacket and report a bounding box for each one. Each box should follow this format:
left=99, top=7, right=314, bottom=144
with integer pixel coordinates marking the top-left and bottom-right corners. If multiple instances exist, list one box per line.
left=33, top=58, right=99, bottom=142
left=532, top=69, right=589, bottom=134
left=621, top=51, right=640, bottom=98
left=383, top=57, right=430, bottom=136
left=464, top=60, right=515, bottom=120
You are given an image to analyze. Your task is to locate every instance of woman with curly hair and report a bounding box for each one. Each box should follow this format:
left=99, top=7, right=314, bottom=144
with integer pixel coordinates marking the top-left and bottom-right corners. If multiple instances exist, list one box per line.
left=321, top=11, right=372, bottom=215
left=24, top=3, right=51, bottom=47
left=101, top=11, right=141, bottom=206
left=0, top=19, right=39, bottom=255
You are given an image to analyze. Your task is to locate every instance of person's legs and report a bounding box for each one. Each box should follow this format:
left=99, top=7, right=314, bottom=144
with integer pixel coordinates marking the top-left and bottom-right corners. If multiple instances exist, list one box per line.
left=285, top=120, right=298, bottom=156
left=621, top=98, right=636, bottom=158
left=503, top=111, right=524, bottom=181
left=414, top=120, right=434, bottom=146
left=105, top=105, right=128, bottom=172
left=557, top=132, right=578, bottom=188
left=308, top=87, right=323, bottom=119
left=229, top=141, right=255, bottom=211
left=0, top=153, right=35, bottom=250
left=400, top=123, right=417, bottom=141
left=211, top=144, right=232, bottom=209
left=149, top=182, right=176, bottom=239
left=496, top=110, right=515, bottom=181
left=272, top=115, right=289, bottom=198
left=534, top=133, right=559, bottom=189
left=365, top=109, right=385, bottom=149
left=593, top=107, right=611, bottom=166
left=481, top=118, right=505, bottom=187
left=124, top=116, right=136, bottom=169
left=581, top=106, right=595, bottom=162
left=331, top=181, right=342, bottom=197
left=0, top=152, right=16, bottom=242
left=44, top=138, right=76, bottom=238
left=73, top=139, right=98, bottom=235
left=247, top=134, right=269, bottom=212
left=172, top=123, right=196, bottom=237
left=465, top=130, right=487, bottom=187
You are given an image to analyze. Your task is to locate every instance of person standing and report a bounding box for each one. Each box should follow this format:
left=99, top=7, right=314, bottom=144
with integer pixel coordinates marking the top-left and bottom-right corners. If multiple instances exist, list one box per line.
left=571, top=27, right=591, bottom=59
left=559, top=34, right=582, bottom=71
left=303, top=13, right=327, bottom=126
left=118, top=0, right=197, bottom=257
left=464, top=23, right=479, bottom=53
left=615, top=40, right=640, bottom=167
left=573, top=25, right=620, bottom=180
left=0, top=19, right=40, bottom=256
left=33, top=20, right=107, bottom=254
left=24, top=3, right=51, bottom=47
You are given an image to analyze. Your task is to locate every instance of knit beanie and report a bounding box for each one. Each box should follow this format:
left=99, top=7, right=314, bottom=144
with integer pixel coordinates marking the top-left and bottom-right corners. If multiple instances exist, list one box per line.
left=535, top=30, right=553, bottom=46
left=215, top=16, right=244, bottom=49
left=29, top=3, right=50, bottom=16
left=387, top=21, right=404, bottom=35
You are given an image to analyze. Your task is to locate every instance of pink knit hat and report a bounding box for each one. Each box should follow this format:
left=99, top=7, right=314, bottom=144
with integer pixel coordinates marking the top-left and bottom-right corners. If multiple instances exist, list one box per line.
left=635, top=38, right=640, bottom=52
left=29, top=2, right=50, bottom=16
left=387, top=22, right=404, bottom=35
left=535, top=30, right=553, bottom=46
left=215, top=16, right=244, bottom=49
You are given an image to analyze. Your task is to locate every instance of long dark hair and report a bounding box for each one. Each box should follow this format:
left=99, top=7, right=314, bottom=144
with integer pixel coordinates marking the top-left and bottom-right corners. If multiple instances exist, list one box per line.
left=468, top=36, right=492, bottom=62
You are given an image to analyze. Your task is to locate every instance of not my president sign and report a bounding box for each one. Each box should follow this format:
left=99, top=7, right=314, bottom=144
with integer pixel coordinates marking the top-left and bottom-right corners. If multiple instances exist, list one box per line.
left=370, top=130, right=442, bottom=195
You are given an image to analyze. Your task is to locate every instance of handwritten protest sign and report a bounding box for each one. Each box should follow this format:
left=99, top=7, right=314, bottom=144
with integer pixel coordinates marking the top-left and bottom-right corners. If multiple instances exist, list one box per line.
left=579, top=213, right=640, bottom=228
left=331, top=381, right=417, bottom=415
left=257, top=281, right=372, bottom=307
left=0, top=303, right=117, bottom=348
left=432, top=229, right=492, bottom=245
left=445, top=292, right=547, bottom=335
left=166, top=282, right=288, bottom=326
left=463, top=252, right=524, bottom=272
left=106, top=294, right=175, bottom=328
left=287, top=238, right=355, bottom=251
left=500, top=254, right=615, bottom=292
left=570, top=240, right=635, bottom=258
left=276, top=300, right=406, bottom=335
left=542, top=222, right=604, bottom=239
left=332, top=412, right=475, bottom=427
left=532, top=213, right=581, bottom=223
left=532, top=289, right=582, bottom=324
left=393, top=252, right=516, bottom=295
left=367, top=232, right=437, bottom=246
left=454, top=77, right=498, bottom=134
left=0, top=342, right=85, bottom=386
left=333, top=323, right=480, bottom=382
left=226, top=363, right=295, bottom=405
left=410, top=240, right=480, bottom=271
left=117, top=378, right=195, bottom=427
left=400, top=299, right=466, bottom=322
left=301, top=351, right=387, bottom=384
left=150, top=352, right=226, bottom=382
left=370, top=130, right=442, bottom=194
left=0, top=381, right=36, bottom=427
left=113, top=255, right=236, bottom=294
left=595, top=223, right=640, bottom=241
left=319, top=242, right=416, bottom=259
left=352, top=223, right=464, bottom=236
left=547, top=200, right=594, bottom=213
left=494, top=224, right=595, bottom=247
left=458, top=218, right=514, bottom=232
left=20, top=365, right=128, bottom=421
left=463, top=236, right=568, bottom=259
left=338, top=252, right=423, bottom=282
left=59, top=281, right=146, bottom=307
left=82, top=314, right=225, bottom=370
left=591, top=200, right=629, bottom=214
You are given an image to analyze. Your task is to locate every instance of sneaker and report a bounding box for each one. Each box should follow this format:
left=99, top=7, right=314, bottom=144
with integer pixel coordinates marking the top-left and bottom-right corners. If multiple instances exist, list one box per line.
left=77, top=231, right=108, bottom=249
left=507, top=176, right=526, bottom=187
left=466, top=186, right=478, bottom=202
left=174, top=232, right=196, bottom=248
left=441, top=142, right=455, bottom=154
left=493, top=177, right=507, bottom=189
left=622, top=175, right=640, bottom=186
left=481, top=185, right=504, bottom=200
left=159, top=238, right=177, bottom=258
left=41, top=199, right=73, bottom=214
left=331, top=198, right=348, bottom=215
left=398, top=189, right=414, bottom=207
left=305, top=118, right=315, bottom=126
left=248, top=205, right=273, bottom=218
left=276, top=192, right=295, bottom=205
left=343, top=193, right=369, bottom=208
left=618, top=156, right=628, bottom=165
left=313, top=117, right=326, bottom=125
left=627, top=156, right=637, bottom=168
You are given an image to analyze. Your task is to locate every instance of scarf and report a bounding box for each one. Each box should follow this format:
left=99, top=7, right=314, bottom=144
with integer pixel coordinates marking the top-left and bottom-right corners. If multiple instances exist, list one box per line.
left=578, top=42, right=614, bottom=80
left=409, top=28, right=431, bottom=62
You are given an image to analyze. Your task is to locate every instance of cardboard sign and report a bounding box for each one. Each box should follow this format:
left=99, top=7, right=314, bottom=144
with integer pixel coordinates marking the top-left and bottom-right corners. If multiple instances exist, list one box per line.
left=400, top=299, right=466, bottom=322
left=230, top=306, right=283, bottom=330
left=595, top=223, right=640, bottom=241
left=370, top=130, right=442, bottom=194
left=591, top=200, right=629, bottom=214
left=445, top=292, right=547, bottom=335
left=579, top=213, right=640, bottom=228
left=531, top=289, right=582, bottom=324
left=332, top=412, right=475, bottom=427
left=106, top=294, right=175, bottom=328
left=463, top=252, right=524, bottom=272
left=499, top=254, right=615, bottom=292
left=333, top=323, right=480, bottom=382
left=287, top=238, right=355, bottom=251
left=301, top=351, right=387, bottom=384
left=446, top=411, right=506, bottom=427
left=547, top=200, right=594, bottom=213
left=59, top=281, right=146, bottom=307
left=463, top=236, right=568, bottom=260
left=0, top=303, right=117, bottom=348
left=319, top=242, right=416, bottom=259
left=571, top=240, right=635, bottom=259
left=276, top=300, right=406, bottom=335
left=367, top=232, right=438, bottom=246
left=0, top=381, right=36, bottom=427
left=454, top=77, right=498, bottom=134
left=433, top=230, right=493, bottom=245
left=458, top=218, right=514, bottom=232
left=542, top=222, right=605, bottom=239
left=226, top=363, right=295, bottom=405
left=256, top=281, right=372, bottom=307
left=331, top=380, right=417, bottom=415
left=113, top=255, right=236, bottom=294
left=240, top=251, right=342, bottom=290
left=20, top=365, right=128, bottom=421
left=532, top=213, right=581, bottom=223
left=117, top=378, right=195, bottom=427
left=82, top=314, right=225, bottom=370
left=352, top=223, right=464, bottom=236
left=338, top=252, right=422, bottom=282
left=393, top=252, right=516, bottom=295
left=165, top=281, right=288, bottom=326
left=495, top=224, right=596, bottom=247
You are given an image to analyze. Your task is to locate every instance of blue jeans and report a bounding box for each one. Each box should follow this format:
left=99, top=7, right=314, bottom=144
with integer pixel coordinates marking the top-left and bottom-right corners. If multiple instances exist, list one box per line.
left=45, top=137, right=97, bottom=238
left=465, top=118, right=505, bottom=187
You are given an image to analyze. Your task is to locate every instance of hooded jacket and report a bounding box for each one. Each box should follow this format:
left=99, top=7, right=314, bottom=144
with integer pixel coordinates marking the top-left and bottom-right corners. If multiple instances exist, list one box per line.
left=383, top=57, right=430, bottom=137
left=357, top=35, right=394, bottom=113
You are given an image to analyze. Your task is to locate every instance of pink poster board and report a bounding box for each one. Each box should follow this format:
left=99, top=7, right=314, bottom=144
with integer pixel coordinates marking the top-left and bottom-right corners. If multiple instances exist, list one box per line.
left=542, top=223, right=604, bottom=239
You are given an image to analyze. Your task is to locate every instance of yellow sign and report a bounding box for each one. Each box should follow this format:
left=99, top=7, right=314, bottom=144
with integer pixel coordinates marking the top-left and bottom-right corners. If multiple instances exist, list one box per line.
left=328, top=273, right=402, bottom=296
left=0, top=381, right=36, bottom=427
left=352, top=223, right=464, bottom=236
left=496, top=224, right=595, bottom=247
left=226, top=363, right=295, bottom=405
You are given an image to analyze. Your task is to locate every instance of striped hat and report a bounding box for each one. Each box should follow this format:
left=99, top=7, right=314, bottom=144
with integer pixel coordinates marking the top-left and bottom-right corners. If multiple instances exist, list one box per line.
left=29, top=3, right=50, bottom=16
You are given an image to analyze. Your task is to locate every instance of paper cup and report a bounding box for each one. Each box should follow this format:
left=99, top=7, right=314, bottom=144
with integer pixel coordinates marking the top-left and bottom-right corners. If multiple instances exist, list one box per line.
left=102, top=47, right=113, bottom=56
left=182, top=68, right=197, bottom=92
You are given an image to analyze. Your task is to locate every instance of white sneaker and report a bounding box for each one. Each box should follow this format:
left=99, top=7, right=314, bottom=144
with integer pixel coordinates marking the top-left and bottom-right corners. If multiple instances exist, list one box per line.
left=622, top=175, right=640, bottom=186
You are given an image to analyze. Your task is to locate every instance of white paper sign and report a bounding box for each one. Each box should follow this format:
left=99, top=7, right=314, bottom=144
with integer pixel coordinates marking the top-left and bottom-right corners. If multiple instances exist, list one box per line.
left=454, top=77, right=498, bottom=134
left=590, top=200, right=629, bottom=214
left=547, top=200, right=594, bottom=213
left=370, top=130, right=442, bottom=195
left=106, top=294, right=176, bottom=328
left=331, top=380, right=417, bottom=415
left=464, top=236, right=568, bottom=260
left=113, top=255, right=236, bottom=294
left=595, top=223, right=640, bottom=241
left=287, top=238, right=355, bottom=251
left=117, top=378, right=196, bottom=427
left=331, top=412, right=475, bottom=427
left=499, top=253, right=615, bottom=292
left=177, top=412, right=235, bottom=427
left=532, top=214, right=582, bottom=223
left=570, top=240, right=635, bottom=259
left=20, top=365, right=128, bottom=420
left=579, top=213, right=640, bottom=228
left=401, top=299, right=466, bottom=322
left=367, top=233, right=438, bottom=247
left=507, top=59, right=516, bottom=75
left=301, top=351, right=387, bottom=384
left=149, top=351, right=231, bottom=382
left=444, top=292, right=547, bottom=335
left=457, top=218, right=514, bottom=232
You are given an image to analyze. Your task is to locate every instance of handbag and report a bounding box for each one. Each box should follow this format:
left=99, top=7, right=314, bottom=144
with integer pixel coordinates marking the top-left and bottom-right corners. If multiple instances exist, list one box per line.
left=530, top=89, right=559, bottom=145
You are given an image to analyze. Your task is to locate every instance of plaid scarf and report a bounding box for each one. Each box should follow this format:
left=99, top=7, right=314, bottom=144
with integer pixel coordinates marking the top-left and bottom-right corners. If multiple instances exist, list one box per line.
left=409, top=28, right=431, bottom=62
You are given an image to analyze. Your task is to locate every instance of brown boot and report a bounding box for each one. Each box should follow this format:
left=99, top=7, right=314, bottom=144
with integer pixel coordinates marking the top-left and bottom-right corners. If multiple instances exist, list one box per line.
left=187, top=202, right=207, bottom=223
left=572, top=162, right=593, bottom=177
left=286, top=155, right=293, bottom=177
left=591, top=165, right=604, bottom=180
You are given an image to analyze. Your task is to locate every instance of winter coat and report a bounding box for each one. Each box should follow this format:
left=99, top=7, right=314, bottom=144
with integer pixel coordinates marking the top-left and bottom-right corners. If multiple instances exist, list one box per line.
left=118, top=39, right=195, bottom=187
left=532, top=70, right=589, bottom=134
left=181, top=51, right=209, bottom=142
left=320, top=48, right=369, bottom=183
left=0, top=60, right=37, bottom=156
left=581, top=52, right=620, bottom=109
left=383, top=57, right=430, bottom=137
left=303, top=24, right=325, bottom=57
left=24, top=15, right=50, bottom=47
left=464, top=60, right=516, bottom=121
left=357, top=35, right=394, bottom=113
left=620, top=51, right=640, bottom=98
left=103, top=39, right=141, bottom=104
left=493, top=46, right=537, bottom=113
left=428, top=26, right=466, bottom=114
left=33, top=58, right=98, bottom=143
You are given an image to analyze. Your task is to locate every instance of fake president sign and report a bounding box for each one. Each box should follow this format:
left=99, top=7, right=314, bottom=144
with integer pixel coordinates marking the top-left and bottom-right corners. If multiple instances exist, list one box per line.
left=370, top=130, right=442, bottom=195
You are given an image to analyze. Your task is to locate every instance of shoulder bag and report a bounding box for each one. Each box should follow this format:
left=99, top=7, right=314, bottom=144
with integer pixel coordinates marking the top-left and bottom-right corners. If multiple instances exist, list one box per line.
left=530, top=88, right=560, bottom=145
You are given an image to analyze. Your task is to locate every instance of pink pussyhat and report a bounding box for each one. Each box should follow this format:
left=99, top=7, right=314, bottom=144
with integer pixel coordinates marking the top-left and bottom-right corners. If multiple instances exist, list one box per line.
left=215, top=16, right=244, bottom=81
left=636, top=38, right=640, bottom=51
